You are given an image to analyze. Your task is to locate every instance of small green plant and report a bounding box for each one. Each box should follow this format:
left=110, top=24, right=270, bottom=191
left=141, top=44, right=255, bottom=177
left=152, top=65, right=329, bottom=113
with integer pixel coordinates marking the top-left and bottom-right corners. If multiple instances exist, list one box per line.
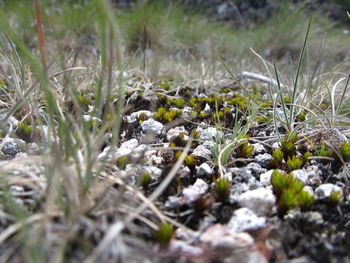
left=340, top=141, right=350, bottom=162
left=325, top=190, right=342, bottom=207
left=117, top=156, right=129, bottom=169
left=154, top=107, right=182, bottom=123
left=272, top=148, right=284, bottom=168
left=155, top=222, right=174, bottom=244
left=184, top=154, right=196, bottom=168
left=214, top=177, right=230, bottom=202
left=237, top=141, right=254, bottom=158
left=318, top=142, right=333, bottom=164
left=139, top=172, right=152, bottom=189
left=16, top=119, right=33, bottom=142
left=280, top=132, right=298, bottom=160
left=271, top=170, right=314, bottom=217
left=302, top=151, right=312, bottom=165
left=286, top=155, right=303, bottom=171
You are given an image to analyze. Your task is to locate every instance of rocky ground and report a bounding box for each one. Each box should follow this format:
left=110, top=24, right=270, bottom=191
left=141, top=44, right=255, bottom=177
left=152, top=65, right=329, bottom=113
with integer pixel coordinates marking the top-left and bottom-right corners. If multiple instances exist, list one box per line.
left=0, top=1, right=349, bottom=263
left=1, top=72, right=350, bottom=262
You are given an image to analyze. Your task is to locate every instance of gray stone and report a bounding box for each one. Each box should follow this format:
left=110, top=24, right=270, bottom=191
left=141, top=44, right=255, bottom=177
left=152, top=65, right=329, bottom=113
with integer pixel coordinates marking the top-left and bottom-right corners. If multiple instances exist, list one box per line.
left=140, top=118, right=164, bottom=135
left=315, top=183, right=343, bottom=200
left=252, top=143, right=266, bottom=154
left=246, top=162, right=267, bottom=176
left=238, top=188, right=275, bottom=216
left=228, top=208, right=266, bottom=232
left=291, top=169, right=309, bottom=184
left=126, top=110, right=153, bottom=124
left=196, top=123, right=224, bottom=141
left=142, top=166, right=162, bottom=180
left=192, top=145, right=211, bottom=159
left=255, top=153, right=273, bottom=168
left=196, top=163, right=213, bottom=177
left=28, top=142, right=41, bottom=155
left=260, top=170, right=274, bottom=186
left=183, top=179, right=208, bottom=205
left=166, top=126, right=188, bottom=142
left=1, top=138, right=26, bottom=156
left=305, top=165, right=323, bottom=186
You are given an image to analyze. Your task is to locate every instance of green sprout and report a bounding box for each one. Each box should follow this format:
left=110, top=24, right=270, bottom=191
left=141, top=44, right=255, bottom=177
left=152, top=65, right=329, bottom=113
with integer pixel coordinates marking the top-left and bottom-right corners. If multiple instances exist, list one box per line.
left=280, top=132, right=298, bottom=160
left=340, top=141, right=350, bottom=162
left=318, top=142, right=333, bottom=164
left=272, top=148, right=284, bottom=168
left=16, top=119, right=33, bottom=142
left=214, top=177, right=230, bottom=202
left=155, top=222, right=174, bottom=244
left=139, top=172, right=152, bottom=189
left=286, top=155, right=303, bottom=171
left=325, top=190, right=342, bottom=207
left=237, top=141, right=254, bottom=158
left=302, top=151, right=312, bottom=165
left=271, top=170, right=314, bottom=217
left=117, top=156, right=129, bottom=170
left=184, top=154, right=196, bottom=169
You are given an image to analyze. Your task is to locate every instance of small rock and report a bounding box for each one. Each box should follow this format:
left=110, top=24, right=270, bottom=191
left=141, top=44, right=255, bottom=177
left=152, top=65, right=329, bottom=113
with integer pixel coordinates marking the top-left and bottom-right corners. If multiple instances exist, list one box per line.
left=140, top=118, right=164, bottom=135
left=203, top=103, right=211, bottom=113
left=183, top=179, right=208, bottom=205
left=166, top=126, right=188, bottom=142
left=126, top=110, right=153, bottom=124
left=305, top=165, right=323, bottom=186
left=252, top=143, right=266, bottom=154
left=246, top=162, right=267, bottom=176
left=192, top=145, right=211, bottom=159
left=291, top=169, right=309, bottom=184
left=238, top=188, right=275, bottom=216
left=315, top=183, right=343, bottom=200
left=142, top=166, right=162, bottom=179
left=196, top=163, right=213, bottom=177
left=196, top=124, right=224, bottom=141
left=28, top=142, right=41, bottom=155
left=255, top=153, right=273, bottom=168
left=228, top=208, right=266, bottom=232
left=164, top=196, right=185, bottom=210
left=260, top=170, right=274, bottom=186
left=193, top=178, right=209, bottom=194
left=1, top=138, right=26, bottom=156
left=168, top=240, right=204, bottom=259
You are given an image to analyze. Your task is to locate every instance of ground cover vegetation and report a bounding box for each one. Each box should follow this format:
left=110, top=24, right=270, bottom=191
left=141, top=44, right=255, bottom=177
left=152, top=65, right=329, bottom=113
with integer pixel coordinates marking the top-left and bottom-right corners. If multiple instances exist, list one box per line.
left=0, top=0, right=349, bottom=262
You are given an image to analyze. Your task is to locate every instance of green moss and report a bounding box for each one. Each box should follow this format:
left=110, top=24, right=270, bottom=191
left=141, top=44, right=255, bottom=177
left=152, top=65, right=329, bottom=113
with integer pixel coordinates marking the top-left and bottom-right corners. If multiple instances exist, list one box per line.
left=214, top=177, right=230, bottom=202
left=227, top=93, right=249, bottom=110
left=237, top=141, right=254, bottom=158
left=184, top=154, right=196, bottom=168
left=271, top=170, right=314, bottom=217
left=117, top=156, right=129, bottom=169
left=280, top=132, right=298, bottom=160
left=297, top=112, right=306, bottom=122
left=318, top=142, right=333, bottom=164
left=172, top=98, right=185, bottom=108
left=340, top=141, right=350, bottom=162
left=16, top=119, right=33, bottom=142
left=272, top=148, right=284, bottom=165
left=199, top=112, right=207, bottom=119
left=256, top=116, right=271, bottom=124
left=139, top=172, right=152, bottom=189
left=190, top=129, right=200, bottom=140
left=76, top=95, right=91, bottom=112
left=303, top=151, right=312, bottom=165
left=155, top=107, right=182, bottom=123
left=286, top=155, right=303, bottom=171
left=155, top=222, right=174, bottom=244
left=325, top=190, right=342, bottom=207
